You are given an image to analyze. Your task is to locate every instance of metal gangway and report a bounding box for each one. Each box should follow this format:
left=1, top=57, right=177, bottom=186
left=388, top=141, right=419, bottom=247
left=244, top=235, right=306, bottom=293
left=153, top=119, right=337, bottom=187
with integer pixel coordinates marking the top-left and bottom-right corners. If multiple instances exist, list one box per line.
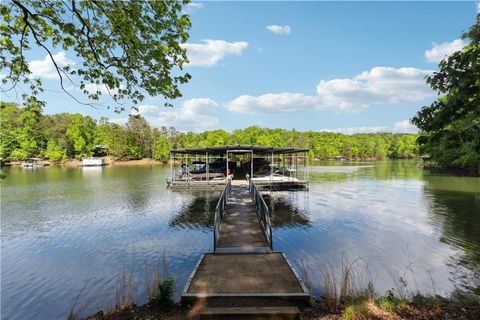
left=182, top=179, right=310, bottom=317
left=213, top=179, right=273, bottom=251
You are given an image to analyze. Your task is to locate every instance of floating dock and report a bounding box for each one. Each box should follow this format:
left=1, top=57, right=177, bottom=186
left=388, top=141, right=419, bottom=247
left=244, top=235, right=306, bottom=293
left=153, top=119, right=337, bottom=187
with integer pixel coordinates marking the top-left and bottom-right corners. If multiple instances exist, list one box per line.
left=168, top=145, right=309, bottom=191
left=182, top=181, right=310, bottom=319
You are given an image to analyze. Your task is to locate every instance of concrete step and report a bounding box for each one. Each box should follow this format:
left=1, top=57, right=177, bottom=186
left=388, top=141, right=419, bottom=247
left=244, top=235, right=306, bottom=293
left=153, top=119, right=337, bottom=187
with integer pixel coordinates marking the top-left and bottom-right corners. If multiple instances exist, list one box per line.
left=215, top=247, right=272, bottom=253
left=199, top=306, right=301, bottom=320
left=203, top=296, right=310, bottom=308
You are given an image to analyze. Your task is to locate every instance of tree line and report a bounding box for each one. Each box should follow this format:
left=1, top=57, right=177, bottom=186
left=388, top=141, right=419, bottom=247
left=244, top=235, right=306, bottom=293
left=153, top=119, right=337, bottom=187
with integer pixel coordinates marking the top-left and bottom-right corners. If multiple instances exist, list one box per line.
left=0, top=102, right=418, bottom=162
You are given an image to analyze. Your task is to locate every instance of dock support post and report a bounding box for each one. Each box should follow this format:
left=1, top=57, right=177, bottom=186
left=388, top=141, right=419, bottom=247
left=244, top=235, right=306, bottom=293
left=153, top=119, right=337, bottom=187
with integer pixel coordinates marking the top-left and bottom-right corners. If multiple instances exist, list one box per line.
left=250, top=151, right=253, bottom=182
left=295, top=153, right=298, bottom=179
left=305, top=151, right=308, bottom=182
left=226, top=151, right=229, bottom=179
left=170, top=152, right=174, bottom=181
left=304, top=152, right=307, bottom=182
left=271, top=152, right=274, bottom=185
left=206, top=151, right=209, bottom=183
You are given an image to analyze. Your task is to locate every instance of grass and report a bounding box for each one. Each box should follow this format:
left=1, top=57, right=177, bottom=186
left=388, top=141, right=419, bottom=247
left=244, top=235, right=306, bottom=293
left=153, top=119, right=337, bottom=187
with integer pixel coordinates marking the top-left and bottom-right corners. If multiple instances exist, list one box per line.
left=316, top=254, right=373, bottom=310
left=145, top=249, right=176, bottom=307
left=302, top=253, right=480, bottom=320
left=115, top=271, right=135, bottom=310
left=342, top=302, right=370, bottom=320
left=70, top=251, right=480, bottom=320
left=69, top=250, right=176, bottom=319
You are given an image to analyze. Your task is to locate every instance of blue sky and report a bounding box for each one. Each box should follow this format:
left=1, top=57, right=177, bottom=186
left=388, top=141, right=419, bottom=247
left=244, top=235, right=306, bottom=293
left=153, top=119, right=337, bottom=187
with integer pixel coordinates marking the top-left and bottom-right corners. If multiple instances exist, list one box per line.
left=6, top=1, right=479, bottom=133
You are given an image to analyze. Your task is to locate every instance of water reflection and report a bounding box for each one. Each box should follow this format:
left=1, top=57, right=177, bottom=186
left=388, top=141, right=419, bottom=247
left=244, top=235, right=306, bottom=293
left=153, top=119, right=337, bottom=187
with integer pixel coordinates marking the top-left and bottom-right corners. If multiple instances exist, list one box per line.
left=272, top=162, right=480, bottom=297
left=2, top=162, right=480, bottom=320
left=263, top=192, right=311, bottom=228
left=369, top=160, right=424, bottom=180
left=169, top=192, right=219, bottom=229
left=423, top=175, right=480, bottom=291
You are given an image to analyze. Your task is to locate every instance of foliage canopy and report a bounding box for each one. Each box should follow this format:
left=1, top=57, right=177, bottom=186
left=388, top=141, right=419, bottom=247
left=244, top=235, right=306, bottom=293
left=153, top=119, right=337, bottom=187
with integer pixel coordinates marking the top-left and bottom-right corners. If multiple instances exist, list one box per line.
left=1, top=0, right=191, bottom=110
left=411, top=15, right=480, bottom=173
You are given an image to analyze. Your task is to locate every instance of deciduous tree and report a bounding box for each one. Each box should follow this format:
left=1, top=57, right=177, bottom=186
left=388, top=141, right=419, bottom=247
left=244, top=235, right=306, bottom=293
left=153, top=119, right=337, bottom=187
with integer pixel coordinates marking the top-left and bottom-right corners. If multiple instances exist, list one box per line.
left=411, top=15, right=480, bottom=173
left=1, top=0, right=191, bottom=110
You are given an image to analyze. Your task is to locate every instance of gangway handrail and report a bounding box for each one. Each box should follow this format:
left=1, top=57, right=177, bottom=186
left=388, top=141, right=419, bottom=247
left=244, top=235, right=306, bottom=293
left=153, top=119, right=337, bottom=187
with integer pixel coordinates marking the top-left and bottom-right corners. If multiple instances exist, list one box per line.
left=249, top=180, right=273, bottom=249
left=213, top=178, right=232, bottom=251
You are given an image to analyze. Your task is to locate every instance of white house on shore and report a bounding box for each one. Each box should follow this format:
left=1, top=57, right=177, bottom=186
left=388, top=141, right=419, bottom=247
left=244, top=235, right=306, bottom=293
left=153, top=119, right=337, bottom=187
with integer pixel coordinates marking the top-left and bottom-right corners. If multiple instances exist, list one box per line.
left=82, top=157, right=106, bottom=167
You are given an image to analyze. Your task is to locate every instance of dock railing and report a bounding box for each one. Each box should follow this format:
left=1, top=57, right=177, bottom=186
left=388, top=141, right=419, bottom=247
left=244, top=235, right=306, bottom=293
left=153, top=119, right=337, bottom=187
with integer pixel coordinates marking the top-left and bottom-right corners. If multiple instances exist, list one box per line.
left=249, top=180, right=273, bottom=249
left=213, top=178, right=232, bottom=251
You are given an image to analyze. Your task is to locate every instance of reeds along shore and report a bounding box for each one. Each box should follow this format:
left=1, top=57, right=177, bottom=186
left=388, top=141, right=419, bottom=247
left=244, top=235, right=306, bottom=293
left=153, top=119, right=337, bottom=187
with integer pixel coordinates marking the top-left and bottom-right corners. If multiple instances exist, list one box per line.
left=73, top=254, right=480, bottom=320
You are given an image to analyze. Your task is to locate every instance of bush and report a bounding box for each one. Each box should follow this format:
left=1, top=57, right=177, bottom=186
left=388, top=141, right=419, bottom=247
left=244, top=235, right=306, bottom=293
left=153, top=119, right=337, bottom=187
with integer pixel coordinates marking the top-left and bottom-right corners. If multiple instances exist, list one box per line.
left=342, top=306, right=356, bottom=320
left=342, top=302, right=369, bottom=320
left=150, top=276, right=175, bottom=306
left=376, top=288, right=405, bottom=312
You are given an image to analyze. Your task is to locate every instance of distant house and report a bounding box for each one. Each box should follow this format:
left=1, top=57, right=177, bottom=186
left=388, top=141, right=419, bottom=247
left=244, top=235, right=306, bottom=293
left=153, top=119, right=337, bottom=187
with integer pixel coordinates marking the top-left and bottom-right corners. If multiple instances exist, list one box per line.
left=82, top=157, right=106, bottom=167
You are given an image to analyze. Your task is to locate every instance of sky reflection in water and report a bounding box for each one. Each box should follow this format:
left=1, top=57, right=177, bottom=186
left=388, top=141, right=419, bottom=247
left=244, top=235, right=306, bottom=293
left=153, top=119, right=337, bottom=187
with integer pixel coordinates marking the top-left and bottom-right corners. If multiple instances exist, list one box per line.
left=1, top=161, right=479, bottom=319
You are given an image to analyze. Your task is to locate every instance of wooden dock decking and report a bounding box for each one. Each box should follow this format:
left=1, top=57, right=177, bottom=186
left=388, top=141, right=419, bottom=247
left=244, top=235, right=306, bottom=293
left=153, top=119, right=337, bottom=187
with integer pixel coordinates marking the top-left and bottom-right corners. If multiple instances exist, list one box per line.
left=182, top=181, right=310, bottom=318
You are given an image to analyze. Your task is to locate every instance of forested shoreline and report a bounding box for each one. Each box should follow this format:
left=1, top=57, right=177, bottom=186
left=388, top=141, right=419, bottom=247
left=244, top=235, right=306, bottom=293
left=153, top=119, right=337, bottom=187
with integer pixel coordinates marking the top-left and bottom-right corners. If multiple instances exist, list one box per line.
left=0, top=102, right=418, bottom=162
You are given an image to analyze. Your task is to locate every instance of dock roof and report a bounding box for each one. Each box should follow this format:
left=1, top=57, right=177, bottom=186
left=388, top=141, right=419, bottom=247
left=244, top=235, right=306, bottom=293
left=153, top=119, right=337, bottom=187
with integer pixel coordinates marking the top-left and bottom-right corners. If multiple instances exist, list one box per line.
left=170, top=145, right=309, bottom=155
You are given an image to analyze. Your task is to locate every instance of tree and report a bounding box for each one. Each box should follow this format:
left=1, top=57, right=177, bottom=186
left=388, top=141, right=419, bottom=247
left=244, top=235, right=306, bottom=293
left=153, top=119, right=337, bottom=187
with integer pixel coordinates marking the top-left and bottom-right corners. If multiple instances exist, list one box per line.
left=126, top=115, right=152, bottom=159
left=0, top=102, right=21, bottom=159
left=44, top=139, right=66, bottom=162
left=153, top=134, right=170, bottom=161
left=105, top=123, right=129, bottom=160
left=1, top=1, right=191, bottom=110
left=39, top=113, right=74, bottom=156
left=411, top=15, right=480, bottom=173
left=66, top=114, right=96, bottom=158
left=10, top=97, right=44, bottom=160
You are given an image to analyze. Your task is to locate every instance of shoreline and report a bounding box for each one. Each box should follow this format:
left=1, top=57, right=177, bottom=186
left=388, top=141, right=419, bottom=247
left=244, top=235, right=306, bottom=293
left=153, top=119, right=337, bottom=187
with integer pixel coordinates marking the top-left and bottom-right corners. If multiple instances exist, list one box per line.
left=81, top=293, right=480, bottom=320
left=4, top=158, right=168, bottom=168
left=3, top=157, right=420, bottom=168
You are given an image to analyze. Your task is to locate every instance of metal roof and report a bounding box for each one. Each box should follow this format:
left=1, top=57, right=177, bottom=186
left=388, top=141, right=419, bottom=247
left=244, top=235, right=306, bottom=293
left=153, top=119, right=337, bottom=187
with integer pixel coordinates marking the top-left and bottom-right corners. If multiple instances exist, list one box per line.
left=170, top=145, right=309, bottom=155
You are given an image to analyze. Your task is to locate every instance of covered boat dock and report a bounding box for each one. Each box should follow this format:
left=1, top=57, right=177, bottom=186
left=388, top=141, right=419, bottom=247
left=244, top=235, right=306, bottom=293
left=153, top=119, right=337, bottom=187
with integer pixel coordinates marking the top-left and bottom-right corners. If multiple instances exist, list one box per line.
left=167, top=145, right=309, bottom=190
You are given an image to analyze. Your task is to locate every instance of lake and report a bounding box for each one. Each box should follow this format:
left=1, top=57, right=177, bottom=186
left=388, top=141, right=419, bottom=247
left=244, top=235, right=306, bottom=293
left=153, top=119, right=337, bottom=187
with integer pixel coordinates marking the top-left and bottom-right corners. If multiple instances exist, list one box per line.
left=1, top=161, right=479, bottom=319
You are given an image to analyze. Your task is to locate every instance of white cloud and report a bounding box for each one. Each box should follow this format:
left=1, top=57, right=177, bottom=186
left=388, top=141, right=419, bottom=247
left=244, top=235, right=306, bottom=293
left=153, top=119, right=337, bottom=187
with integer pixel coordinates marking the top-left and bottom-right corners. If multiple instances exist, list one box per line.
left=424, top=39, right=466, bottom=63
left=316, top=67, right=434, bottom=111
left=181, top=40, right=248, bottom=67
left=76, top=83, right=124, bottom=98
left=82, top=83, right=110, bottom=95
left=477, top=2, right=480, bottom=14
left=29, top=51, right=75, bottom=79
left=320, top=127, right=389, bottom=135
left=128, top=98, right=219, bottom=131
left=393, top=120, right=418, bottom=133
left=319, top=120, right=418, bottom=135
left=225, top=67, right=434, bottom=114
left=225, top=92, right=321, bottom=114
left=186, top=2, right=204, bottom=9
left=266, top=25, right=291, bottom=35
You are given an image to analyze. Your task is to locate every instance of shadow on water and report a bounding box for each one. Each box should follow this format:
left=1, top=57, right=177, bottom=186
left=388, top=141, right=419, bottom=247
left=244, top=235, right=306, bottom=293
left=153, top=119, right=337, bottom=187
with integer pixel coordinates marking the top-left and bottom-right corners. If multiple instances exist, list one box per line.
left=423, top=174, right=480, bottom=292
left=263, top=192, right=311, bottom=228
left=169, top=191, right=220, bottom=229
left=168, top=189, right=312, bottom=230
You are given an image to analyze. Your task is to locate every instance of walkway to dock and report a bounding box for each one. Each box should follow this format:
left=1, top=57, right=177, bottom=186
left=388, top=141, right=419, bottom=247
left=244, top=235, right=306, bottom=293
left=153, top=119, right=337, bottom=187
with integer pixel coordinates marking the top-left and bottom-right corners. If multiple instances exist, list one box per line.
left=182, top=181, right=310, bottom=319
left=216, top=183, right=268, bottom=250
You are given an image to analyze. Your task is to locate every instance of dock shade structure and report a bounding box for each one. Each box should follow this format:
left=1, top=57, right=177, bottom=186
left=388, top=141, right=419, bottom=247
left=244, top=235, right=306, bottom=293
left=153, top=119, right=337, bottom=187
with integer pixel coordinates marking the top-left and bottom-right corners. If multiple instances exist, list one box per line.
left=167, top=145, right=309, bottom=190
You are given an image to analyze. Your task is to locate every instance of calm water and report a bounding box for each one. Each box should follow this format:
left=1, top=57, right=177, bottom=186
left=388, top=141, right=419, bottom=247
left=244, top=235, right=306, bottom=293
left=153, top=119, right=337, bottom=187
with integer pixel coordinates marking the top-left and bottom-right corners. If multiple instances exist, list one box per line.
left=1, top=161, right=479, bottom=319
